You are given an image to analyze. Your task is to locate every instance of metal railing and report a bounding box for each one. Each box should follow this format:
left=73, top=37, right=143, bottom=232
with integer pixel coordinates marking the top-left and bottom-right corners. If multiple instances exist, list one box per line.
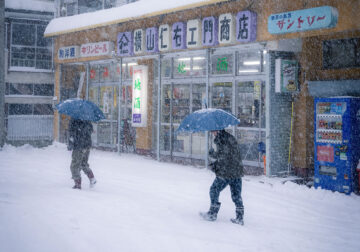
left=7, top=115, right=53, bottom=141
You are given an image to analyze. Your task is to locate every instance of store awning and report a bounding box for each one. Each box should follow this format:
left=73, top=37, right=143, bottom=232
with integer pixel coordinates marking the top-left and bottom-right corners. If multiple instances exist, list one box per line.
left=307, top=80, right=360, bottom=97
left=44, top=0, right=229, bottom=38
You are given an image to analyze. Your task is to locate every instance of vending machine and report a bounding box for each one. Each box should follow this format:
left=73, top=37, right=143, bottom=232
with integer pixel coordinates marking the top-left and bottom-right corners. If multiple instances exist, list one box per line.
left=314, top=97, right=360, bottom=194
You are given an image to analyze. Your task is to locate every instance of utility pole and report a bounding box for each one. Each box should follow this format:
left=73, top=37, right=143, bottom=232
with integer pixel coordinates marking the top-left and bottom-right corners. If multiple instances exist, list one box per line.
left=0, top=0, right=5, bottom=148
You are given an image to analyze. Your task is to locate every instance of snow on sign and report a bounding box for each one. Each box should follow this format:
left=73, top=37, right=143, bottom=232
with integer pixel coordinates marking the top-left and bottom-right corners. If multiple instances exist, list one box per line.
left=268, top=6, right=338, bottom=34
left=132, top=65, right=148, bottom=127
left=80, top=41, right=113, bottom=57
left=58, top=46, right=79, bottom=60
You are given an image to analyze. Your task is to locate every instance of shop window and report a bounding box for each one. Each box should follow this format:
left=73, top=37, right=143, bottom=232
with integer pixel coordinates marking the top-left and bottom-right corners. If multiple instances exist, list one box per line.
left=122, top=62, right=137, bottom=80
left=174, top=57, right=191, bottom=78
left=211, top=54, right=233, bottom=75
left=99, top=64, right=112, bottom=83
left=161, top=84, right=171, bottom=123
left=173, top=56, right=206, bottom=78
left=191, top=132, right=206, bottom=155
left=172, top=85, right=190, bottom=123
left=236, top=129, right=265, bottom=162
left=100, top=86, right=114, bottom=120
left=323, top=38, right=360, bottom=69
left=192, top=84, right=206, bottom=112
left=237, top=51, right=262, bottom=74
left=10, top=22, right=52, bottom=71
left=211, top=82, right=232, bottom=113
left=89, top=86, right=99, bottom=105
left=236, top=81, right=264, bottom=128
left=90, top=63, right=119, bottom=83
left=90, top=65, right=100, bottom=83
left=157, top=58, right=171, bottom=78
left=192, top=57, right=206, bottom=77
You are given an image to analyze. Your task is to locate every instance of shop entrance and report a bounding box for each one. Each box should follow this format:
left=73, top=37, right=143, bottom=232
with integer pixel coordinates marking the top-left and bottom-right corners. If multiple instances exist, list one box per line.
left=209, top=48, right=267, bottom=171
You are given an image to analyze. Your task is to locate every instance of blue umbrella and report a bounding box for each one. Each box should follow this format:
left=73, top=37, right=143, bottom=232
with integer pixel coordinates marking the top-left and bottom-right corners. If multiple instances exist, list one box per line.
left=176, top=108, right=240, bottom=133
left=55, top=99, right=105, bottom=122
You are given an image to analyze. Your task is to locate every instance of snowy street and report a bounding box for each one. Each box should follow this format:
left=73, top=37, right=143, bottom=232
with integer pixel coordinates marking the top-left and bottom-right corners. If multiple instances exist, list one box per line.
left=0, top=143, right=359, bottom=252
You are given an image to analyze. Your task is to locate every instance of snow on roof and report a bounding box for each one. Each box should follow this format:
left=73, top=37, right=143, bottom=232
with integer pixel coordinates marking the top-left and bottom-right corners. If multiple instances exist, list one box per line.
left=5, top=0, right=54, bottom=13
left=44, top=0, right=228, bottom=37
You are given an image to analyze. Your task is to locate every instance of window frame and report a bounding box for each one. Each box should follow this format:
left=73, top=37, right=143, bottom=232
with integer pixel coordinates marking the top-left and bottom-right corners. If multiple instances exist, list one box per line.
left=9, top=21, right=53, bottom=72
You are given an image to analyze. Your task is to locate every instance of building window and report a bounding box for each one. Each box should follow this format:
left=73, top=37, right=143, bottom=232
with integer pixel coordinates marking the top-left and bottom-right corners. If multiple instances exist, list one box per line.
left=8, top=104, right=53, bottom=115
left=10, top=22, right=52, bottom=71
left=5, top=83, right=54, bottom=96
left=78, top=0, right=103, bottom=14
left=323, top=38, right=360, bottom=69
left=8, top=104, right=33, bottom=115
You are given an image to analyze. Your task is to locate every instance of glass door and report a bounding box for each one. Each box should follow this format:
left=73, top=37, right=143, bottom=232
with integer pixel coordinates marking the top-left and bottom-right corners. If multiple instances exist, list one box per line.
left=235, top=80, right=265, bottom=166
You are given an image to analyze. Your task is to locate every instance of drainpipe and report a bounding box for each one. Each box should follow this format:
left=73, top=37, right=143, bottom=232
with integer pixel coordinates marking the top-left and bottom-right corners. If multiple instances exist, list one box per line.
left=0, top=0, right=6, bottom=147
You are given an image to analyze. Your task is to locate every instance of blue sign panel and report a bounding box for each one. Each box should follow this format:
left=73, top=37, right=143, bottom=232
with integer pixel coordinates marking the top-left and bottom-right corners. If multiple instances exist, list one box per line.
left=268, top=6, right=338, bottom=34
left=117, top=32, right=133, bottom=56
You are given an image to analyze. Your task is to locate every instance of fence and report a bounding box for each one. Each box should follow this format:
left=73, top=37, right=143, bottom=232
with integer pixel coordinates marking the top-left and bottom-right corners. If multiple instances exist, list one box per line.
left=7, top=115, right=53, bottom=141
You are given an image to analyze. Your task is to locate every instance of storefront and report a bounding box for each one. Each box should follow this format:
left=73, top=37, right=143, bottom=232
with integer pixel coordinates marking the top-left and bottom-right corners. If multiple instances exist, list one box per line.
left=46, top=0, right=360, bottom=176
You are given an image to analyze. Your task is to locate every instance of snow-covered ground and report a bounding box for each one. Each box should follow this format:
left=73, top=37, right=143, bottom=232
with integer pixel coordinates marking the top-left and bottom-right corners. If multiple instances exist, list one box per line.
left=0, top=143, right=359, bottom=252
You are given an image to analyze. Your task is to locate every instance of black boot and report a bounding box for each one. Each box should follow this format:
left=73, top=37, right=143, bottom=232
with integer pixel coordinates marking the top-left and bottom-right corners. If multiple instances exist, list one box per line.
left=200, top=202, right=221, bottom=221
left=231, top=206, right=244, bottom=225
left=72, top=178, right=81, bottom=189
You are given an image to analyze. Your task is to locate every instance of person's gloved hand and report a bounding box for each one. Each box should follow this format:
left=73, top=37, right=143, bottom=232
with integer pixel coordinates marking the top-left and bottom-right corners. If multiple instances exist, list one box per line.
left=67, top=137, right=74, bottom=151
left=209, top=147, right=215, bottom=156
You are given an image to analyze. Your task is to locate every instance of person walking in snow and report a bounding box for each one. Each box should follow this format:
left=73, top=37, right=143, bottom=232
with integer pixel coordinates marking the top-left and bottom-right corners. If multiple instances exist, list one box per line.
left=200, top=129, right=244, bottom=225
left=68, top=118, right=96, bottom=189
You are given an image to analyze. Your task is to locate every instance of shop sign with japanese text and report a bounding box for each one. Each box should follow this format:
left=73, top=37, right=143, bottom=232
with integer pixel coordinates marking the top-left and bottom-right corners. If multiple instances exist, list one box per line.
left=187, top=19, right=201, bottom=48
left=116, top=11, right=258, bottom=55
left=218, top=13, right=235, bottom=44
left=268, top=6, right=338, bottom=34
left=146, top=27, right=159, bottom=53
left=133, top=29, right=145, bottom=54
left=236, top=11, right=257, bottom=42
left=202, top=16, right=218, bottom=46
left=80, top=41, right=113, bottom=57
left=172, top=22, right=186, bottom=50
left=132, top=65, right=148, bottom=127
left=159, top=24, right=171, bottom=52
left=117, top=32, right=133, bottom=56
left=58, top=46, right=79, bottom=60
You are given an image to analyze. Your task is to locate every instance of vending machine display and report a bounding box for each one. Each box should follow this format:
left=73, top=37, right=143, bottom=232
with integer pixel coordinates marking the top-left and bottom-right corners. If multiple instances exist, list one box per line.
left=314, top=97, right=360, bottom=194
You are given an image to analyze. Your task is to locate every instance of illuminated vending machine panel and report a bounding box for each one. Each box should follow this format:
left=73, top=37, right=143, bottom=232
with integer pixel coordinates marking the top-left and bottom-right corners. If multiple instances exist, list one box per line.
left=314, top=97, right=360, bottom=194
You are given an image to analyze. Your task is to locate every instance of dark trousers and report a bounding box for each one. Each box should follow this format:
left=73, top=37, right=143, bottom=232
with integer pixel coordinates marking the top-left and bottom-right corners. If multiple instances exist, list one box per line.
left=70, top=148, right=92, bottom=180
left=210, top=177, right=244, bottom=208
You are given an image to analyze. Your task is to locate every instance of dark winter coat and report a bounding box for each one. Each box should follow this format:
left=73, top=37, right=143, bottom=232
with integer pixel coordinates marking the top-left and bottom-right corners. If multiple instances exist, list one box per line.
left=68, top=119, right=93, bottom=150
left=209, top=130, right=243, bottom=179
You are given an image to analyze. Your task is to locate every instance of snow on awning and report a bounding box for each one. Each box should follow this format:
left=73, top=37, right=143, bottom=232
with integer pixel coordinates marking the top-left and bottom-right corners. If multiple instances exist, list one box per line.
left=44, top=0, right=229, bottom=37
